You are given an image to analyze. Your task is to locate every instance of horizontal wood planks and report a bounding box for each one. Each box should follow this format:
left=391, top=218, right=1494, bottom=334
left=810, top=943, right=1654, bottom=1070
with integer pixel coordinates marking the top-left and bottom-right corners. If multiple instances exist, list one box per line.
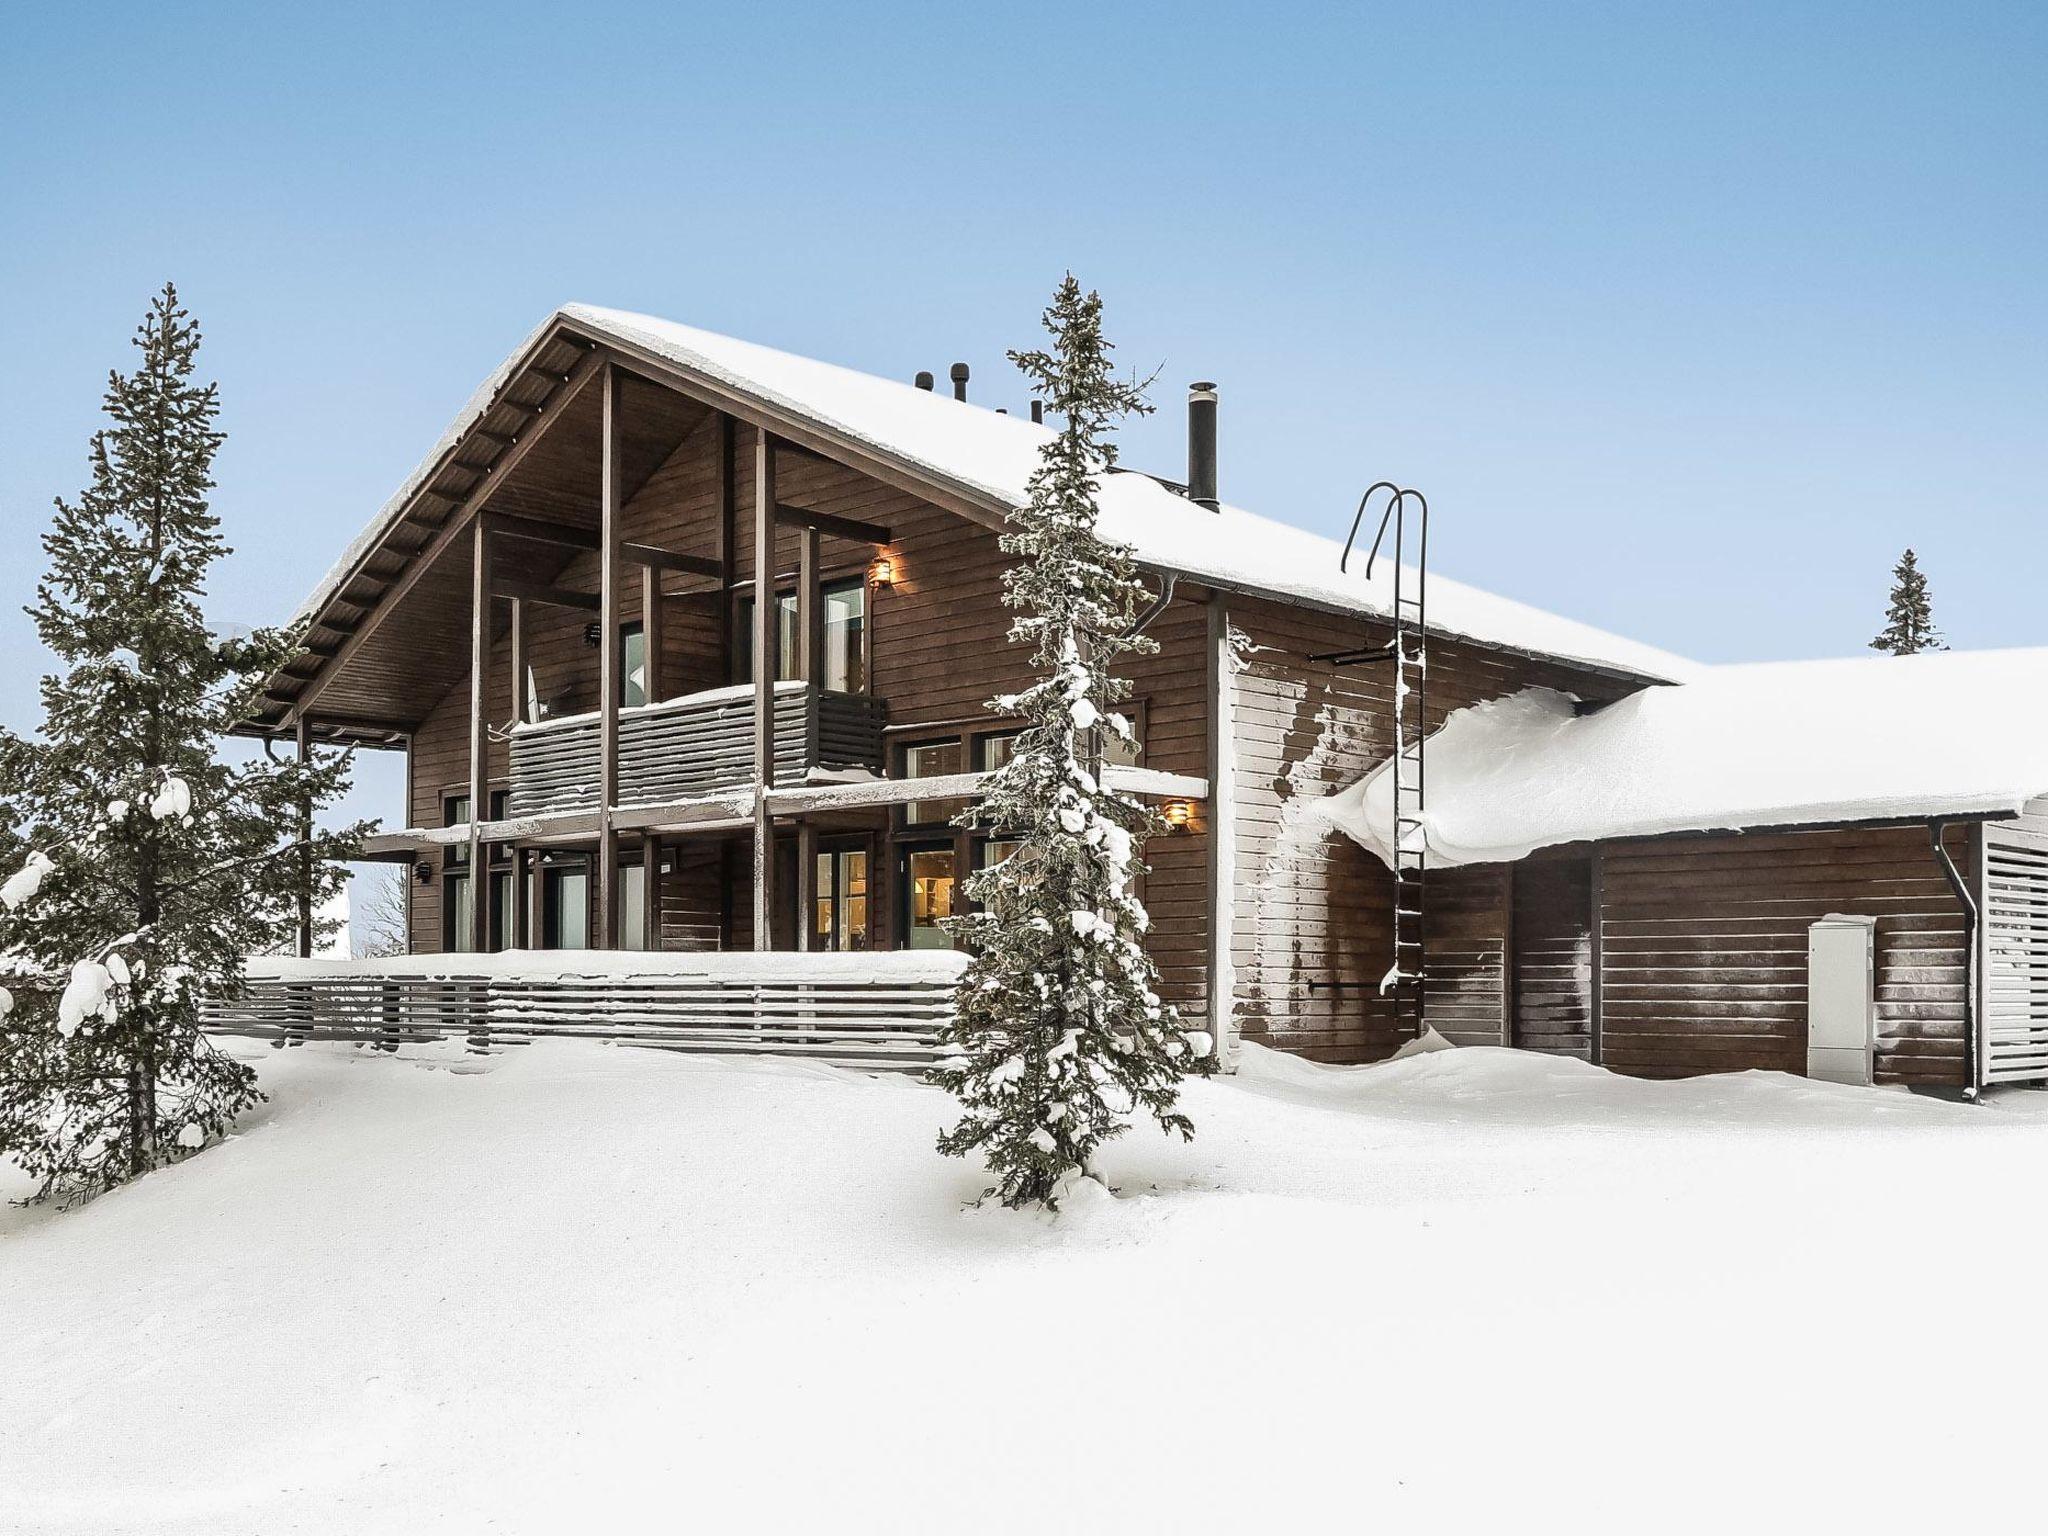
left=1512, top=857, right=1595, bottom=1059
left=1595, top=824, right=1972, bottom=1086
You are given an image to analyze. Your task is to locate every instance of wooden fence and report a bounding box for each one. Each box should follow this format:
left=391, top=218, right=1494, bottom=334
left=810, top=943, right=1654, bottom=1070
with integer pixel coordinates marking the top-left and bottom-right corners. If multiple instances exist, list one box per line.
left=200, top=953, right=965, bottom=1069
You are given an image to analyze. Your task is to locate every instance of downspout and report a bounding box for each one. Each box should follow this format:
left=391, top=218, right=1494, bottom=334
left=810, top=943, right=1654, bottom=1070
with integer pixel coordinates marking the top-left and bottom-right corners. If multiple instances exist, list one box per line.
left=1928, top=819, right=1981, bottom=1101
left=1127, top=572, right=1178, bottom=638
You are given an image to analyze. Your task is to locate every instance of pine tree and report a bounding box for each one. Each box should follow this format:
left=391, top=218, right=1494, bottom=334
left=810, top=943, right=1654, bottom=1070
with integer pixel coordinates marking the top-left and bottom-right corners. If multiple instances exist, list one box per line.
left=929, top=276, right=1213, bottom=1210
left=0, top=285, right=367, bottom=1205
left=1870, top=547, right=1947, bottom=655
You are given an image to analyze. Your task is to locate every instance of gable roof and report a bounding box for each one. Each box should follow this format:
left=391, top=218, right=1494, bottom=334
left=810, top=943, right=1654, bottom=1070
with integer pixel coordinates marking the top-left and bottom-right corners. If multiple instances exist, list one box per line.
left=284, top=304, right=1695, bottom=723
left=1325, top=648, right=2048, bottom=867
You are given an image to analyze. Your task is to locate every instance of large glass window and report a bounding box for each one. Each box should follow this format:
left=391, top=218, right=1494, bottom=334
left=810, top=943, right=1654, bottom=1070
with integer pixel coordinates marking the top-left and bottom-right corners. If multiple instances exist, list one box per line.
left=902, top=846, right=957, bottom=950
left=621, top=622, right=647, bottom=708
left=813, top=846, right=870, bottom=951
left=617, top=863, right=648, bottom=951
left=737, top=578, right=865, bottom=692
left=491, top=870, right=515, bottom=952
left=443, top=793, right=473, bottom=952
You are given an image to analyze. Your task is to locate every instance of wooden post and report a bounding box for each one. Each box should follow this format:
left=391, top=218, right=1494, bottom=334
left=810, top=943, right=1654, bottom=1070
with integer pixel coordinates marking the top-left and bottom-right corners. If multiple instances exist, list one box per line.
left=752, top=427, right=777, bottom=950
left=641, top=831, right=662, bottom=951
left=641, top=561, right=665, bottom=705
left=597, top=363, right=624, bottom=950
left=508, top=596, right=528, bottom=949
left=467, top=517, right=494, bottom=953
left=716, top=414, right=736, bottom=682
left=294, top=716, right=313, bottom=959
left=796, top=821, right=818, bottom=952
left=795, top=522, right=822, bottom=687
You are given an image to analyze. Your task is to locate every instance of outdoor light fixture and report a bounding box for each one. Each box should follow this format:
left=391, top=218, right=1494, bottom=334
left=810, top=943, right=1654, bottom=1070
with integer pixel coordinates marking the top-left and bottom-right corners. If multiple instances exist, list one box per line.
left=868, top=553, right=895, bottom=590
left=414, top=861, right=434, bottom=886
left=1162, top=799, right=1194, bottom=831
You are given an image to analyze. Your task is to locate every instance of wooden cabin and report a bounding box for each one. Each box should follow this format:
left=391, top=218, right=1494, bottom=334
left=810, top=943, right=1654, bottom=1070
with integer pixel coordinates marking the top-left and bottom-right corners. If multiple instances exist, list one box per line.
left=238, top=306, right=2048, bottom=1094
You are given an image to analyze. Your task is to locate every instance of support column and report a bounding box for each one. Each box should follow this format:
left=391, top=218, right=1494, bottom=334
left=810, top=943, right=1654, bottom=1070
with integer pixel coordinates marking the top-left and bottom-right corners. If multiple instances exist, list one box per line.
left=509, top=596, right=529, bottom=949
left=641, top=831, right=662, bottom=952
left=642, top=561, right=665, bottom=705
left=468, top=516, right=494, bottom=954
left=716, top=414, right=736, bottom=682
left=796, top=820, right=818, bottom=951
left=795, top=522, right=822, bottom=686
left=597, top=363, right=624, bottom=950
left=752, top=426, right=777, bottom=950
left=294, top=716, right=313, bottom=959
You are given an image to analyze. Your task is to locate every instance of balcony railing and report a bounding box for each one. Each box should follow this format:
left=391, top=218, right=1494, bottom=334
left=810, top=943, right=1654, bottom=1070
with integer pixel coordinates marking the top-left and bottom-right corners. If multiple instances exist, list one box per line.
left=507, top=680, right=887, bottom=816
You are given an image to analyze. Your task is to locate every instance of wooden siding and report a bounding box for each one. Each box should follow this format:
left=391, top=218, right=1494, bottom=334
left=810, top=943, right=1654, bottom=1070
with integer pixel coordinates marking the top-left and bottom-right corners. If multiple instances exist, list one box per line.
left=1512, top=856, right=1595, bottom=1059
left=1224, top=593, right=1636, bottom=1063
left=1595, top=824, right=1972, bottom=1087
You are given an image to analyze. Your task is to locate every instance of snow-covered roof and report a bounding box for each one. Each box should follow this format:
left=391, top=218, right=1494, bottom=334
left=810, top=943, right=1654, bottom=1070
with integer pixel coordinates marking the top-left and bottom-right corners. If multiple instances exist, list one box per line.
left=1325, top=649, right=2048, bottom=867
left=296, top=305, right=1695, bottom=685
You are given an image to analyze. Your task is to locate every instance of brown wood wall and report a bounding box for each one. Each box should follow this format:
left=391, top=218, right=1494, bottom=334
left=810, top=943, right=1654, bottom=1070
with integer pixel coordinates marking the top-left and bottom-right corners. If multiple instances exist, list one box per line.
left=1595, top=824, right=1972, bottom=1086
left=1512, top=856, right=1596, bottom=1059
left=1223, top=593, right=1635, bottom=1062
left=401, top=402, right=1211, bottom=1018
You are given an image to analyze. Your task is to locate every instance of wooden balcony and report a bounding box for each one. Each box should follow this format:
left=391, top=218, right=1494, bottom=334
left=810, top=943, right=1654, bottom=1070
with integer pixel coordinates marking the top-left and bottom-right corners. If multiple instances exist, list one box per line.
left=507, top=680, right=887, bottom=817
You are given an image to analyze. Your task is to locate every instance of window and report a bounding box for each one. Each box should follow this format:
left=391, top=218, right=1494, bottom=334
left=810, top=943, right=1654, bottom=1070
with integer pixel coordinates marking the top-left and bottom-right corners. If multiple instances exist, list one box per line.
left=978, top=732, right=1018, bottom=774
left=542, top=864, right=589, bottom=950
left=903, top=738, right=966, bottom=826
left=902, top=846, right=957, bottom=950
left=736, top=578, right=865, bottom=692
left=617, top=862, right=648, bottom=951
left=490, top=870, right=515, bottom=952
left=813, top=845, right=870, bottom=951
left=443, top=794, right=473, bottom=952
left=621, top=622, right=647, bottom=708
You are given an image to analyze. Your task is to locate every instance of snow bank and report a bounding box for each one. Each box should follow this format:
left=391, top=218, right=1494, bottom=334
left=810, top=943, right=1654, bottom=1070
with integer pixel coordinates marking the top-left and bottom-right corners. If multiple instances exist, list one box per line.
left=294, top=305, right=1695, bottom=687
left=4, top=1038, right=2040, bottom=1535
left=1326, top=649, right=2048, bottom=867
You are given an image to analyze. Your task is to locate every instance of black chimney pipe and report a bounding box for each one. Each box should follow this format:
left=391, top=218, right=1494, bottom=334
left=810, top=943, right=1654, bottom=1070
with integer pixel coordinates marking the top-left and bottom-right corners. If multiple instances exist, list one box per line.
left=1188, top=381, right=1219, bottom=511
left=950, top=362, right=969, bottom=401
left=914, top=370, right=934, bottom=391
left=1030, top=400, right=1044, bottom=425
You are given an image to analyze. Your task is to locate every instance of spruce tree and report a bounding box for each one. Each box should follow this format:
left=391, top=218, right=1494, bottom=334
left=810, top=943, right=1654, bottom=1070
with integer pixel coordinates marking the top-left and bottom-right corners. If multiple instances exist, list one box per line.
left=1870, top=547, right=1947, bottom=655
left=0, top=285, right=366, bottom=1205
left=929, top=276, right=1213, bottom=1210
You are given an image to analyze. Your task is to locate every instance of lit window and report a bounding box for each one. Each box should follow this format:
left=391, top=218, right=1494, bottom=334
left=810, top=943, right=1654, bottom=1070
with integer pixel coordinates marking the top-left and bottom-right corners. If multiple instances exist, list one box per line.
left=904, top=847, right=957, bottom=950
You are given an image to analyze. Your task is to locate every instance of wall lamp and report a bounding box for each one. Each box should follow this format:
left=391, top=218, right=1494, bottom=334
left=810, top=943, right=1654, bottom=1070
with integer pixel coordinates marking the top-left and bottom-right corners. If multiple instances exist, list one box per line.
left=1161, top=799, right=1195, bottom=832
left=868, top=553, right=896, bottom=591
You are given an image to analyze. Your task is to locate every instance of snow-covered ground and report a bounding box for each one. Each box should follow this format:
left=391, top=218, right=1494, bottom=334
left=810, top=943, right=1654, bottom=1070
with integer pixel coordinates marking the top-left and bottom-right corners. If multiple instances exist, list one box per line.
left=5, top=1039, right=2046, bottom=1534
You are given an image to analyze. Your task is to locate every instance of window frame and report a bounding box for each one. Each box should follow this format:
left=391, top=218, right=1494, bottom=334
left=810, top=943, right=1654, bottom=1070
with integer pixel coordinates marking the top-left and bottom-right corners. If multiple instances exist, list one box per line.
left=732, top=573, right=869, bottom=693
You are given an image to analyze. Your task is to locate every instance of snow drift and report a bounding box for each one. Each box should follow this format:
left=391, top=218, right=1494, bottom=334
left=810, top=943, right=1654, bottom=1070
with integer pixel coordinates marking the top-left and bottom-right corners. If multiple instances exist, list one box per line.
left=1326, top=648, right=2048, bottom=867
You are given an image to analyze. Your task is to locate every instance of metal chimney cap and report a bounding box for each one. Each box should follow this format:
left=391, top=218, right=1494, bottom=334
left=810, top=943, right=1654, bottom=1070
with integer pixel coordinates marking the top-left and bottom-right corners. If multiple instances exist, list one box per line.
left=914, top=370, right=934, bottom=391
left=1189, top=381, right=1218, bottom=401
left=949, top=362, right=971, bottom=382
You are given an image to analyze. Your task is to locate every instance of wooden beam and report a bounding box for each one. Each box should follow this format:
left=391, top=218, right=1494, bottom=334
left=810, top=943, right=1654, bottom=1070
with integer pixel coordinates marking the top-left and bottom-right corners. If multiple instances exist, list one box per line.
left=774, top=503, right=892, bottom=546
left=483, top=511, right=600, bottom=551
left=795, top=522, right=822, bottom=686
left=641, top=561, right=665, bottom=706
left=597, top=364, right=625, bottom=951
left=795, top=820, right=818, bottom=952
left=716, top=414, right=736, bottom=681
left=620, top=541, right=723, bottom=580
left=641, top=832, right=662, bottom=952
left=294, top=344, right=606, bottom=714
left=294, top=716, right=313, bottom=959
left=753, top=426, right=777, bottom=951
left=467, top=517, right=494, bottom=954
left=493, top=579, right=598, bottom=613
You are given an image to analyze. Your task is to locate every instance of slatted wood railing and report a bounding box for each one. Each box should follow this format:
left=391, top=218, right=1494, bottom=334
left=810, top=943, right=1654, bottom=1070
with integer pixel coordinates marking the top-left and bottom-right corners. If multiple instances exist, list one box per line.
left=201, top=952, right=967, bottom=1069
left=508, top=681, right=887, bottom=816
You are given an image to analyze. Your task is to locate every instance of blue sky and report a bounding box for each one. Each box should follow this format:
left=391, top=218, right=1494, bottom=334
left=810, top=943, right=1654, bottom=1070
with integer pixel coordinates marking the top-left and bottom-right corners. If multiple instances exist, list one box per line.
left=4, top=1, right=2044, bottom=829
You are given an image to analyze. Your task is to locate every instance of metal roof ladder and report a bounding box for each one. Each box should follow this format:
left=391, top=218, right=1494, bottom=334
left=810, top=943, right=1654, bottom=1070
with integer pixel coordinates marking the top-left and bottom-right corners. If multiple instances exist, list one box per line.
left=1333, top=483, right=1432, bottom=1040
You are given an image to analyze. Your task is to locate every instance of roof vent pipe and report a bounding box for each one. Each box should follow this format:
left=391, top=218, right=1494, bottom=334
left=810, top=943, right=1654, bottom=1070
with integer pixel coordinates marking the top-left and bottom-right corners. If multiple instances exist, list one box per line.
left=950, top=362, right=970, bottom=401
left=1030, top=401, right=1044, bottom=425
left=1188, top=381, right=1219, bottom=511
left=914, top=371, right=934, bottom=391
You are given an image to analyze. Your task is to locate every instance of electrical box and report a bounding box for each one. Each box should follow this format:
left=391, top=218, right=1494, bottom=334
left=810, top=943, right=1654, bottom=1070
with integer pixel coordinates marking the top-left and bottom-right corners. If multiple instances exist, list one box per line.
left=1807, top=915, right=1878, bottom=1085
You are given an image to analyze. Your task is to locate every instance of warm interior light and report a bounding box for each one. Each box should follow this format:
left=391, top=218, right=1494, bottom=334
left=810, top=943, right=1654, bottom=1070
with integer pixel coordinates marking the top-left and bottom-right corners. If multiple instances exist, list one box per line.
left=1162, top=798, right=1193, bottom=830
left=868, top=553, right=895, bottom=589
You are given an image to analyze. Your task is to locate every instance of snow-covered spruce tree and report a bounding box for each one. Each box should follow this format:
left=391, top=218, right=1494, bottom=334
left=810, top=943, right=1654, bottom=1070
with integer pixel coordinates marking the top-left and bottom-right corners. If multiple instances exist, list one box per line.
left=929, top=276, right=1213, bottom=1210
left=1870, top=547, right=1947, bottom=655
left=0, top=285, right=366, bottom=1205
